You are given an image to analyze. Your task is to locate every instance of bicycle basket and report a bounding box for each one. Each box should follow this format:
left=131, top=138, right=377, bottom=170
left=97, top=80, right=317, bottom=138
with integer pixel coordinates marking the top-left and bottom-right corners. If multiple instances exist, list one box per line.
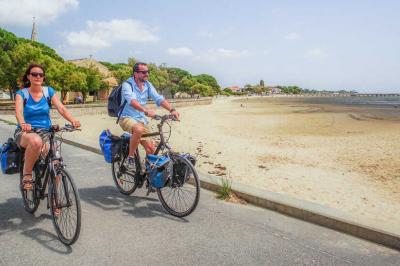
left=145, top=154, right=173, bottom=188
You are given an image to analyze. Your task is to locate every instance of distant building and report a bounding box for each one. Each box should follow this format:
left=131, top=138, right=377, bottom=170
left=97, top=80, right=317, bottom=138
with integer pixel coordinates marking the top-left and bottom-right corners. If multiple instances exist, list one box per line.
left=228, top=86, right=241, bottom=93
left=31, top=17, right=38, bottom=42
left=67, top=57, right=118, bottom=102
left=0, top=90, right=10, bottom=99
left=267, top=86, right=281, bottom=94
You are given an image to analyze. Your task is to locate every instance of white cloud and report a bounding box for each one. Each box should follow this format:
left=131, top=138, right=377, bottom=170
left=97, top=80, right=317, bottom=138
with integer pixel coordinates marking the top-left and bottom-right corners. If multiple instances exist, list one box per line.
left=0, top=0, right=78, bottom=26
left=167, top=47, right=193, bottom=56
left=284, top=32, right=300, bottom=41
left=305, top=48, right=328, bottom=58
left=194, top=48, right=250, bottom=62
left=65, top=19, right=158, bottom=51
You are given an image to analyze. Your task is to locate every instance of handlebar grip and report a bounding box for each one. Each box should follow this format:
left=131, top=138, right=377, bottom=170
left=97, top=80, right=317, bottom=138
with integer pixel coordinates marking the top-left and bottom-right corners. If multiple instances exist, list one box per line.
left=153, top=115, right=162, bottom=120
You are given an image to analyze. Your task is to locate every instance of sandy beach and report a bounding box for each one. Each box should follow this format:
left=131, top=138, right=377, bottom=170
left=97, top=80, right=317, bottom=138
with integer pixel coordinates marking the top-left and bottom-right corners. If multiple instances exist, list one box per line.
left=2, top=96, right=399, bottom=227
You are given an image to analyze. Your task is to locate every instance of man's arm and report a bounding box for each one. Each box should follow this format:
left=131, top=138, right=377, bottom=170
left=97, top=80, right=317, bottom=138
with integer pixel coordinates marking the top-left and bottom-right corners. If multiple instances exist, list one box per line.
left=147, top=82, right=179, bottom=119
left=160, top=99, right=180, bottom=120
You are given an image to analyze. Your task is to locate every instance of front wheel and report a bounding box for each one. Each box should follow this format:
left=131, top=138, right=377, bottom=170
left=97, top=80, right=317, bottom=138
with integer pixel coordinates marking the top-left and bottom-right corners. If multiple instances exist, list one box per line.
left=49, top=167, right=81, bottom=245
left=157, top=155, right=200, bottom=217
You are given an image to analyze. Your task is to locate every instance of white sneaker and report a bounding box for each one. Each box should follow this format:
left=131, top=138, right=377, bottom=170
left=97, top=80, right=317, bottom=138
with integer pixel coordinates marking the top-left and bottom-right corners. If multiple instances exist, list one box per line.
left=126, top=156, right=136, bottom=171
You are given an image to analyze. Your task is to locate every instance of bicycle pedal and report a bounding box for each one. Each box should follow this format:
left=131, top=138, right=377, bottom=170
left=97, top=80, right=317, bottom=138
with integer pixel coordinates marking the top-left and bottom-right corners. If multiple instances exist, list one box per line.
left=146, top=187, right=156, bottom=196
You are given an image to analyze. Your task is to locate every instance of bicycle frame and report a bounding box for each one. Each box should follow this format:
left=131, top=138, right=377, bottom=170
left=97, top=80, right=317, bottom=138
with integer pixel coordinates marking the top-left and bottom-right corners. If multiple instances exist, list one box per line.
left=20, top=128, right=71, bottom=207
left=117, top=115, right=174, bottom=181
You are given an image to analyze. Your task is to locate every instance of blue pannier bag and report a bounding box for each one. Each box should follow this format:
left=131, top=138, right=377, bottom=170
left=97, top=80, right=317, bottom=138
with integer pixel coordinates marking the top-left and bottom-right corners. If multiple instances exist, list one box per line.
left=99, top=130, right=121, bottom=163
left=145, top=154, right=173, bottom=188
left=1, top=138, right=21, bottom=174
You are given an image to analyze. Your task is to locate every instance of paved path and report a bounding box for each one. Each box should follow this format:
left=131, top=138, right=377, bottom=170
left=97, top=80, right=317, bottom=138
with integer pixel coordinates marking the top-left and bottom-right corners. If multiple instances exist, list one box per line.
left=0, top=122, right=399, bottom=265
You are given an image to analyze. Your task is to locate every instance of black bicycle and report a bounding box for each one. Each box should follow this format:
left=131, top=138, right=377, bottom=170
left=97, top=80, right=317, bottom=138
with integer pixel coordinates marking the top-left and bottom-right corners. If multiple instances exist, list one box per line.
left=19, top=124, right=81, bottom=245
left=111, top=114, right=200, bottom=217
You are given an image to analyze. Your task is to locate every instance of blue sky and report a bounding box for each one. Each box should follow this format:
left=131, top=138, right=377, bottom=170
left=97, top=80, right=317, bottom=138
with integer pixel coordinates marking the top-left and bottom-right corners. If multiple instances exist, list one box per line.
left=1, top=0, right=399, bottom=93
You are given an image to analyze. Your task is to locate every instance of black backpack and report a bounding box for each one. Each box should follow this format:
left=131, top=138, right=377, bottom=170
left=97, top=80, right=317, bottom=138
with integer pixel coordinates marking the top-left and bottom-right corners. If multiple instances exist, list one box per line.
left=107, top=79, right=134, bottom=123
left=107, top=79, right=150, bottom=124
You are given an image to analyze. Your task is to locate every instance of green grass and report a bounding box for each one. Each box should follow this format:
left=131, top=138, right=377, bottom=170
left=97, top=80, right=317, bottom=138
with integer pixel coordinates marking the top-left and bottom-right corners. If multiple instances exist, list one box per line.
left=217, top=177, right=232, bottom=200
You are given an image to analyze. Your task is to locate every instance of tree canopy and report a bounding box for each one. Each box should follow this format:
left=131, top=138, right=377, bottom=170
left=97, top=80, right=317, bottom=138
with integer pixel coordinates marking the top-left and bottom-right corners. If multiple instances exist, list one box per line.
left=0, top=27, right=222, bottom=99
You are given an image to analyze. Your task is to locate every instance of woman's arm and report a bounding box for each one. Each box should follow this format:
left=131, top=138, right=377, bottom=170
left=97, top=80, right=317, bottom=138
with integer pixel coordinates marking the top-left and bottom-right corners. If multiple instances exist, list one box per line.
left=15, top=94, right=31, bottom=131
left=15, top=94, right=25, bottom=125
left=52, top=96, right=81, bottom=128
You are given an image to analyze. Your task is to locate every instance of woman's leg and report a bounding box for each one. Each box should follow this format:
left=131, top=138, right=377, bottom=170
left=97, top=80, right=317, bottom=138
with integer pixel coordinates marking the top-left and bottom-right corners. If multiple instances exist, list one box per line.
left=19, top=133, right=43, bottom=189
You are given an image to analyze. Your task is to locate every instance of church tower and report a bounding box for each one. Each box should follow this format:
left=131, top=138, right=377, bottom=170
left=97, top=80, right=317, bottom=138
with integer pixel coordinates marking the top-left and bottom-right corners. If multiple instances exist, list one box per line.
left=31, top=17, right=38, bottom=41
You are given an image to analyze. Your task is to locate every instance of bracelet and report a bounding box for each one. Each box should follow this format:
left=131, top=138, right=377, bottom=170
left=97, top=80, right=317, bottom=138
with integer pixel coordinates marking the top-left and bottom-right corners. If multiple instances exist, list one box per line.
left=169, top=108, right=176, bottom=113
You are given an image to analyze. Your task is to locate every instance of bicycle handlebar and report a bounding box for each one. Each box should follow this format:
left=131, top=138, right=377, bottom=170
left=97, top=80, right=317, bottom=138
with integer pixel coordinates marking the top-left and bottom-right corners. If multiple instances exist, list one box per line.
left=153, top=114, right=178, bottom=122
left=26, top=124, right=81, bottom=134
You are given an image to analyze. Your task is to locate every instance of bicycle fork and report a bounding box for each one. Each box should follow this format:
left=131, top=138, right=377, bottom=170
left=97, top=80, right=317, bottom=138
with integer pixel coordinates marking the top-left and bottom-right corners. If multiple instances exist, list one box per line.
left=48, top=164, right=72, bottom=209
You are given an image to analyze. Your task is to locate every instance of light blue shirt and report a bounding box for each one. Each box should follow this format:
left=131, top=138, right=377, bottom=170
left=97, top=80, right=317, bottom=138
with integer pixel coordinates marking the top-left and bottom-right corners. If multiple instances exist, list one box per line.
left=120, top=77, right=165, bottom=124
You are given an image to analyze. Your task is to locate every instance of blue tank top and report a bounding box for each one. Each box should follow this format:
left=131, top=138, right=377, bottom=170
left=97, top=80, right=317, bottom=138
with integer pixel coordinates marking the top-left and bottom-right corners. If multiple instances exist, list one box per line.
left=16, top=87, right=55, bottom=129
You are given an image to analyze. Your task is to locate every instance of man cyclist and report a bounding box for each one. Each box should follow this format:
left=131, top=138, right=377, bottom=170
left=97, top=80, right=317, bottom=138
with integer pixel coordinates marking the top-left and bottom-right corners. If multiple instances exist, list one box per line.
left=119, top=62, right=179, bottom=168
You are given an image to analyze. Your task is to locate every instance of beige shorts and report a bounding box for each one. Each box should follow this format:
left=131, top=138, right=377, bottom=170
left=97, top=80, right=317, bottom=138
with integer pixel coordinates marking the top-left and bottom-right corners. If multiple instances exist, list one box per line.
left=119, top=117, right=152, bottom=140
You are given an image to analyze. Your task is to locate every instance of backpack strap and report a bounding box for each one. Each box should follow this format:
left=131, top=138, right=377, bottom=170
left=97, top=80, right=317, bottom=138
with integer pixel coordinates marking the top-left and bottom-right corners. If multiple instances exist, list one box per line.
left=42, top=86, right=52, bottom=108
left=22, top=87, right=51, bottom=108
left=116, top=80, right=135, bottom=124
left=21, top=88, right=29, bottom=106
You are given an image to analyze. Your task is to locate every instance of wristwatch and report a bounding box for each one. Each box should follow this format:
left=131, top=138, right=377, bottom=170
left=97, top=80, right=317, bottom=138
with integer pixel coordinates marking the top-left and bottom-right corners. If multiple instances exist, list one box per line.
left=169, top=108, right=176, bottom=113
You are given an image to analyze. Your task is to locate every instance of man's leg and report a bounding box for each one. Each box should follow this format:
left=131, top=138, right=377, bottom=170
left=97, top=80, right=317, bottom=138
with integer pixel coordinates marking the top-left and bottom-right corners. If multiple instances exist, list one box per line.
left=129, top=123, right=144, bottom=157
left=140, top=139, right=155, bottom=155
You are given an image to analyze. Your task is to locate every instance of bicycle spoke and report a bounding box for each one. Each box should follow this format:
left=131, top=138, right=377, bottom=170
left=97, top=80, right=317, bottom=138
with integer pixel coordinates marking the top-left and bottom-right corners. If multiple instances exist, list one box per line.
left=50, top=168, right=81, bottom=245
left=157, top=156, right=200, bottom=217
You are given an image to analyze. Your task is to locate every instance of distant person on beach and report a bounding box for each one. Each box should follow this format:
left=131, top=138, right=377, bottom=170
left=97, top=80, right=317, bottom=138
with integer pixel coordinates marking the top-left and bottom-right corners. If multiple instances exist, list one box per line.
left=74, top=95, right=83, bottom=104
left=14, top=63, right=81, bottom=191
left=118, top=62, right=179, bottom=168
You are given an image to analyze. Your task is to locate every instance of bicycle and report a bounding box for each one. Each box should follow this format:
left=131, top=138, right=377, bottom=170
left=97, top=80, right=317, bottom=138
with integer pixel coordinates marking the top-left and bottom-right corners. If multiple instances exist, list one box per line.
left=19, top=124, right=82, bottom=245
left=111, top=114, right=200, bottom=217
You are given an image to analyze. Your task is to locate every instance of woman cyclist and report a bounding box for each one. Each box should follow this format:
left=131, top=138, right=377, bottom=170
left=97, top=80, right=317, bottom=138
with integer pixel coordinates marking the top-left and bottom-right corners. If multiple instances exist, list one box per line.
left=15, top=63, right=81, bottom=191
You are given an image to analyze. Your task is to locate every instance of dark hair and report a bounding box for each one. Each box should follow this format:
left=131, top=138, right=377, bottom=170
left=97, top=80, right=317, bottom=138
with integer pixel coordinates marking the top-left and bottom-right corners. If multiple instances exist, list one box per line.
left=133, top=62, right=147, bottom=74
left=22, top=63, right=46, bottom=88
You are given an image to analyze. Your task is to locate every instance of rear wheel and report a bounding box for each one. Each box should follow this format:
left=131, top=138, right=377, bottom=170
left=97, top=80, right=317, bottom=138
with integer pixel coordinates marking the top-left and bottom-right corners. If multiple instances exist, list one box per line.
left=49, top=167, right=81, bottom=245
left=157, top=155, right=200, bottom=217
left=111, top=155, right=139, bottom=195
left=19, top=159, right=40, bottom=214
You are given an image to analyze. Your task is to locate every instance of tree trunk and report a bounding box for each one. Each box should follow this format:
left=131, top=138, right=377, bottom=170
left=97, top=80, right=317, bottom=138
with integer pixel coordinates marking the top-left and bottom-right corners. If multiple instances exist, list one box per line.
left=82, top=92, right=87, bottom=103
left=8, top=88, right=13, bottom=100
left=61, top=90, right=67, bottom=102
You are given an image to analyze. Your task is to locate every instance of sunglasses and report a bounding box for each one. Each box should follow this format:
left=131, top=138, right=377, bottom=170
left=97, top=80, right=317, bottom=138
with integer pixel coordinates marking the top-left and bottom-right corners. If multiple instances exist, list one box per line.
left=30, top=72, right=45, bottom=78
left=136, top=70, right=149, bottom=74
